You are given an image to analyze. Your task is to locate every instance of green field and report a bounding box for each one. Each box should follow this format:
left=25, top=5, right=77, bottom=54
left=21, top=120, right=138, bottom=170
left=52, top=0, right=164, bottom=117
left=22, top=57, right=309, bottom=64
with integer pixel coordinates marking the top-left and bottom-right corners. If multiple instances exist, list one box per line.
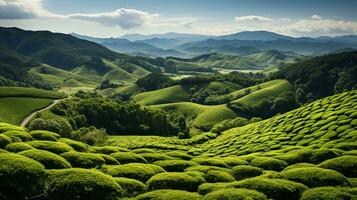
left=1, top=90, right=357, bottom=200
left=0, top=97, right=53, bottom=124
left=0, top=87, right=66, bottom=99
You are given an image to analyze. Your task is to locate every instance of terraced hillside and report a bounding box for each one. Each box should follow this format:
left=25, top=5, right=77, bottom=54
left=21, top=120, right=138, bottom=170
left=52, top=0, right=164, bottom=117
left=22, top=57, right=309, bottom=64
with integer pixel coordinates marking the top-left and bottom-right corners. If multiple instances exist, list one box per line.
left=1, top=91, right=357, bottom=200
left=0, top=87, right=65, bottom=125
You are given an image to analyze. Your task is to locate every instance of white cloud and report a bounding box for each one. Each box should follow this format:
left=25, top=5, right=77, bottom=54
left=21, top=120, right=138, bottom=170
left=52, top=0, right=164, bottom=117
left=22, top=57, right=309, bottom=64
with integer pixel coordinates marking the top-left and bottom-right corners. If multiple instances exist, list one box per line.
left=68, top=8, right=159, bottom=29
left=0, top=0, right=58, bottom=19
left=281, top=17, right=357, bottom=36
left=311, top=15, right=323, bottom=20
left=235, top=15, right=273, bottom=22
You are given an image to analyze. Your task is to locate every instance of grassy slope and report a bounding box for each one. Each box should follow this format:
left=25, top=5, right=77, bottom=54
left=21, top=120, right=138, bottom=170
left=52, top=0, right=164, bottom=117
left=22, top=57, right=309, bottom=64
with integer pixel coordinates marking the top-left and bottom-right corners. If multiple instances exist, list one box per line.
left=134, top=85, right=190, bottom=106
left=151, top=103, right=237, bottom=129
left=201, top=90, right=357, bottom=156
left=0, top=87, right=64, bottom=125
left=0, top=97, right=52, bottom=124
left=133, top=81, right=242, bottom=106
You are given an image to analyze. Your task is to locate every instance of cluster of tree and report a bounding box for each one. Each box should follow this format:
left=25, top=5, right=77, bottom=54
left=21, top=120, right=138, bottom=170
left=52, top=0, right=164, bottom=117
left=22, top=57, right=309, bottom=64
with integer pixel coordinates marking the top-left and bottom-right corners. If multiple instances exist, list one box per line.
left=228, top=92, right=299, bottom=119
left=0, top=63, right=52, bottom=89
left=179, top=72, right=264, bottom=86
left=50, top=94, right=188, bottom=137
left=136, top=73, right=175, bottom=91
left=96, top=79, right=121, bottom=90
left=188, top=86, right=232, bottom=104
left=276, top=51, right=357, bottom=103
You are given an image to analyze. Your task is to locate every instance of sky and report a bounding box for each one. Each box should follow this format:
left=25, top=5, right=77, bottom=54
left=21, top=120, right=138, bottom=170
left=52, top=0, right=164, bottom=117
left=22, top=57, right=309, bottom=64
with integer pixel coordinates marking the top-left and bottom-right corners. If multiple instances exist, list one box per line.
left=0, top=0, right=356, bottom=38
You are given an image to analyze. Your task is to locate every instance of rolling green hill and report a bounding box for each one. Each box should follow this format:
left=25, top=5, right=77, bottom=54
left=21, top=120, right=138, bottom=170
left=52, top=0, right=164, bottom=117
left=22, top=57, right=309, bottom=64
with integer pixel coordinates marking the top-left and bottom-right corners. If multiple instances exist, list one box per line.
left=1, top=90, right=356, bottom=200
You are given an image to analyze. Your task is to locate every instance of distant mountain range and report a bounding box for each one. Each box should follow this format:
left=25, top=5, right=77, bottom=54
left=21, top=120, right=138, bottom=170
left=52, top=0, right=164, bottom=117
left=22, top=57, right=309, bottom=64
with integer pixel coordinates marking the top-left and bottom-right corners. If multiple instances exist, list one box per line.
left=72, top=31, right=357, bottom=58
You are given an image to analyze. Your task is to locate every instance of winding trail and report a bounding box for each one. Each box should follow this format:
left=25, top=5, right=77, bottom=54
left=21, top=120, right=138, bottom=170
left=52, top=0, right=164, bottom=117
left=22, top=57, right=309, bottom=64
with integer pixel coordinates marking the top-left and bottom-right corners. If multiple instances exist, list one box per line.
left=20, top=99, right=62, bottom=127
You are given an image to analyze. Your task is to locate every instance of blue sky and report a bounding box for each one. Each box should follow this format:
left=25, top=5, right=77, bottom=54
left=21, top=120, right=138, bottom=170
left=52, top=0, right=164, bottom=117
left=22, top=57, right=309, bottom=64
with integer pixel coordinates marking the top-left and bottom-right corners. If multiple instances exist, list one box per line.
left=0, top=0, right=356, bottom=37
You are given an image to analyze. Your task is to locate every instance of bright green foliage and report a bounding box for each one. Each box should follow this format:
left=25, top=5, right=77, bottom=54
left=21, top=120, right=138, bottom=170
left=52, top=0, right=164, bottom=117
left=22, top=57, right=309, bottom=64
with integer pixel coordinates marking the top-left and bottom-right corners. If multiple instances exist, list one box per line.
left=192, top=158, right=228, bottom=168
left=275, top=149, right=340, bottom=165
left=300, top=186, right=356, bottom=200
left=233, top=178, right=308, bottom=200
left=5, top=142, right=34, bottom=152
left=283, top=163, right=317, bottom=171
left=58, top=138, right=89, bottom=152
left=136, top=189, right=202, bottom=200
left=0, top=134, right=11, bottom=148
left=147, top=172, right=205, bottom=192
left=139, top=152, right=174, bottom=163
left=319, top=156, right=357, bottom=177
left=114, top=177, right=147, bottom=197
left=185, top=165, right=232, bottom=174
left=44, top=168, right=122, bottom=200
left=201, top=91, right=357, bottom=156
left=19, top=149, right=71, bottom=169
left=202, top=188, right=268, bottom=200
left=0, top=153, right=45, bottom=199
left=134, top=85, right=189, bottom=106
left=29, top=130, right=60, bottom=141
left=220, top=156, right=249, bottom=167
left=154, top=160, right=199, bottom=172
left=101, top=163, right=165, bottom=182
left=204, top=170, right=235, bottom=183
left=61, top=151, right=105, bottom=168
left=110, top=152, right=148, bottom=164
left=27, top=141, right=73, bottom=154
left=279, top=167, right=351, bottom=187
left=92, top=146, right=129, bottom=154
left=165, top=151, right=193, bottom=160
left=232, top=166, right=263, bottom=180
left=98, top=154, right=120, bottom=165
left=250, top=157, right=288, bottom=171
left=0, top=87, right=65, bottom=99
left=3, top=130, right=33, bottom=142
left=132, top=148, right=156, bottom=153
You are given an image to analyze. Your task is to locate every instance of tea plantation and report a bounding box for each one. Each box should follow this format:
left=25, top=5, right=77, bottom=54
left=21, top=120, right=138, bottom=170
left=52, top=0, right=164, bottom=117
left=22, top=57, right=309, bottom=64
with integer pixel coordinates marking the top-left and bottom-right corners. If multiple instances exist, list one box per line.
left=0, top=90, right=356, bottom=199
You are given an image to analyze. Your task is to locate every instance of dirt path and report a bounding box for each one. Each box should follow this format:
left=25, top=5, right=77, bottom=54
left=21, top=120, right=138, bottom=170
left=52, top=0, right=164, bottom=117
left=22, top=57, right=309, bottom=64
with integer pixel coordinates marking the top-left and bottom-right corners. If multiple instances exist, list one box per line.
left=20, top=99, right=62, bottom=127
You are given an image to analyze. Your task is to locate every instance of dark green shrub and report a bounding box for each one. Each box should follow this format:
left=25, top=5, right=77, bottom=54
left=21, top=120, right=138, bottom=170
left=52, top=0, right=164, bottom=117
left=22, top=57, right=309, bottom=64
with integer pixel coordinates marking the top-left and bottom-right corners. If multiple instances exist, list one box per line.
left=198, top=182, right=232, bottom=195
left=29, top=118, right=73, bottom=138
left=29, top=130, right=59, bottom=141
left=0, top=134, right=11, bottom=148
left=154, top=160, right=199, bottom=172
left=139, top=152, right=174, bottom=163
left=110, top=152, right=147, bottom=164
left=136, top=189, right=202, bottom=200
left=102, top=163, right=165, bottom=182
left=99, top=154, right=120, bottom=165
left=44, top=168, right=122, bottom=200
left=192, top=158, right=228, bottom=168
left=5, top=142, right=34, bottom=152
left=0, top=153, right=45, bottom=199
left=58, top=138, right=89, bottom=152
left=114, top=177, right=147, bottom=197
left=251, top=157, right=287, bottom=171
left=319, top=156, right=357, bottom=177
left=232, top=165, right=263, bottom=180
left=165, top=151, right=193, bottom=160
left=300, top=186, right=355, bottom=200
left=280, top=167, right=351, bottom=187
left=3, top=130, right=33, bottom=142
left=27, top=141, right=73, bottom=154
left=334, top=142, right=357, bottom=151
left=61, top=151, right=105, bottom=168
left=202, top=188, right=267, bottom=200
left=92, top=146, right=129, bottom=154
left=283, top=163, right=317, bottom=171
left=233, top=178, right=308, bottom=200
left=19, top=149, right=71, bottom=169
left=147, top=172, right=205, bottom=192
left=221, top=156, right=249, bottom=167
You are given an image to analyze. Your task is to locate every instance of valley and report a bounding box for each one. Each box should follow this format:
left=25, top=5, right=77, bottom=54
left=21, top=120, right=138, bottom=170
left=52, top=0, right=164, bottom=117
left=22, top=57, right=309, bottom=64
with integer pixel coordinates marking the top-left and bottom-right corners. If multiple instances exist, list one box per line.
left=0, top=23, right=357, bottom=200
